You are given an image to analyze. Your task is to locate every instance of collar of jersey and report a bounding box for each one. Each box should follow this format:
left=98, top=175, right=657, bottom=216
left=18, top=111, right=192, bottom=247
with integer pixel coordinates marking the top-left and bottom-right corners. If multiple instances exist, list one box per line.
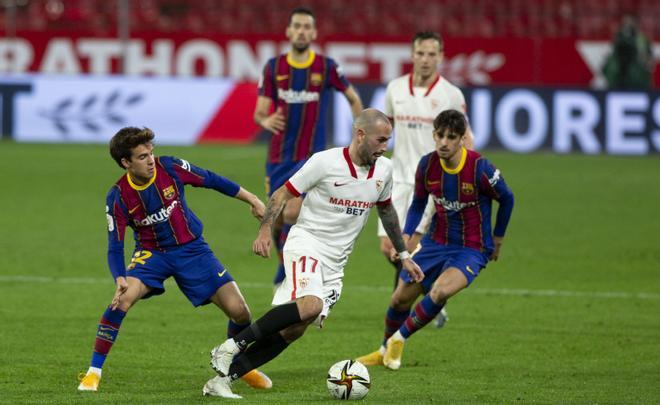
left=440, top=148, right=467, bottom=174
left=287, top=50, right=316, bottom=69
left=127, top=167, right=157, bottom=191
left=408, top=73, right=441, bottom=97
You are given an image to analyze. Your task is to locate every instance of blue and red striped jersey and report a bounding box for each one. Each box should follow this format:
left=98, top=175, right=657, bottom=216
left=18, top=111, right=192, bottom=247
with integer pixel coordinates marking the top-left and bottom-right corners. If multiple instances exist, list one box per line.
left=258, top=51, right=350, bottom=163
left=404, top=148, right=514, bottom=256
left=105, top=156, right=240, bottom=279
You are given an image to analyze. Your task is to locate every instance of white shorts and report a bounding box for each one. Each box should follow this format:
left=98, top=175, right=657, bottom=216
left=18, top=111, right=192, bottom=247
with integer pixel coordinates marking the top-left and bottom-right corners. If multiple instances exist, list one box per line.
left=377, top=182, right=435, bottom=238
left=273, top=249, right=343, bottom=328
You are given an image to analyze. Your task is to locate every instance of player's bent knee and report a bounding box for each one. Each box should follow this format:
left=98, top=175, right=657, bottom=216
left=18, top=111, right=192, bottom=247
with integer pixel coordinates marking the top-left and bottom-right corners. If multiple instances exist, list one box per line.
left=232, top=305, right=252, bottom=325
left=296, top=296, right=323, bottom=322
left=429, top=285, right=453, bottom=302
left=390, top=294, right=414, bottom=311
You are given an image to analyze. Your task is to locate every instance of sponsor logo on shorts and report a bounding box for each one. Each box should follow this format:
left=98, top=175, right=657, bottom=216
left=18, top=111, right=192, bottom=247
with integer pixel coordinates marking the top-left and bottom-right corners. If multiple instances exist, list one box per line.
left=465, top=265, right=475, bottom=275
left=217, top=269, right=227, bottom=278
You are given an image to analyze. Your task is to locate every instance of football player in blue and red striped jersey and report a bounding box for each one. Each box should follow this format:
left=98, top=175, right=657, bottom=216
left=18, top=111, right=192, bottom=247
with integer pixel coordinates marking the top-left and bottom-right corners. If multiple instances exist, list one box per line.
left=78, top=127, right=272, bottom=392
left=356, top=109, right=514, bottom=370
left=253, top=7, right=363, bottom=286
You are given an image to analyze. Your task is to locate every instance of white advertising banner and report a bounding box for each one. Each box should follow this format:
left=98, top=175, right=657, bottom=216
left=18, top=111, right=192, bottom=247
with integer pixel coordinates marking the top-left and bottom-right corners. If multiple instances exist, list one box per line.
left=5, top=74, right=235, bottom=145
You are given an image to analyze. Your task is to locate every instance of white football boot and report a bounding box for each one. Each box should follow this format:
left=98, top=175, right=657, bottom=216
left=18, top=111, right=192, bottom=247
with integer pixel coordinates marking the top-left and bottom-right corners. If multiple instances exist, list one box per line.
left=210, top=339, right=240, bottom=376
left=203, top=375, right=242, bottom=399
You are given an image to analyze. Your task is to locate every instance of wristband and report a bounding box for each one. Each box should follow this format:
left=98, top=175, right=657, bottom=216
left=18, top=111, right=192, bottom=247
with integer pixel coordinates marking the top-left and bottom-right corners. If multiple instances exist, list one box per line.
left=398, top=251, right=411, bottom=260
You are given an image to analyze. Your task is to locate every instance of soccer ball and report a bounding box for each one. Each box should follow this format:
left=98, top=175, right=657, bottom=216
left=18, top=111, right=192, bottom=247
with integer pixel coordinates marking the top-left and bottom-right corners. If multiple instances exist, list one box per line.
left=326, top=360, right=371, bottom=400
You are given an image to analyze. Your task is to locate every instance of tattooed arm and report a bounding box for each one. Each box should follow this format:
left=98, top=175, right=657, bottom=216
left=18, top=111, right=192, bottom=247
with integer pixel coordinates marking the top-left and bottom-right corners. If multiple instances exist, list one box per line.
left=377, top=202, right=407, bottom=255
left=377, top=202, right=424, bottom=282
left=252, top=185, right=296, bottom=258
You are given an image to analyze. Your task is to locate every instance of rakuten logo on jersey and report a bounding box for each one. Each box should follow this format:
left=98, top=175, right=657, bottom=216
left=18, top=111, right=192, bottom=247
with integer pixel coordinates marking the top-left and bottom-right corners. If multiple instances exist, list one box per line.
left=432, top=196, right=477, bottom=212
left=278, top=89, right=319, bottom=104
left=135, top=200, right=178, bottom=226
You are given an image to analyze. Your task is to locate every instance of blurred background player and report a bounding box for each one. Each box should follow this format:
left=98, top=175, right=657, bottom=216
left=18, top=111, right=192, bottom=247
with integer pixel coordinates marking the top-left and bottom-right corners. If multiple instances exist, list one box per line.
left=603, top=13, right=654, bottom=89
left=253, top=7, right=363, bottom=288
left=357, top=110, right=513, bottom=370
left=203, top=109, right=422, bottom=399
left=77, top=127, right=271, bottom=392
left=375, top=31, right=474, bottom=329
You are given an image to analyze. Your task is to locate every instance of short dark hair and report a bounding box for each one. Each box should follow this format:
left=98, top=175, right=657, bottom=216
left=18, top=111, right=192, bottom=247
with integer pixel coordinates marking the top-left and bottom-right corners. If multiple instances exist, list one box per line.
left=109, top=127, right=155, bottom=169
left=288, top=7, right=315, bottom=25
left=433, top=110, right=466, bottom=137
left=412, top=31, right=443, bottom=51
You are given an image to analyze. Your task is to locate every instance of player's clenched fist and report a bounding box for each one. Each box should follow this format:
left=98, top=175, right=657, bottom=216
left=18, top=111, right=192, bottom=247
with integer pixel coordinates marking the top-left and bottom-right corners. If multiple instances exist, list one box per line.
left=253, top=229, right=272, bottom=258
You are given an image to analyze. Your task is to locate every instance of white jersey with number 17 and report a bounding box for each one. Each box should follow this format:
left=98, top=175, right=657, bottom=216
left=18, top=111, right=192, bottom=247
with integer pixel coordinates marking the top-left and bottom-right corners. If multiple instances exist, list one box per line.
left=284, top=147, right=393, bottom=274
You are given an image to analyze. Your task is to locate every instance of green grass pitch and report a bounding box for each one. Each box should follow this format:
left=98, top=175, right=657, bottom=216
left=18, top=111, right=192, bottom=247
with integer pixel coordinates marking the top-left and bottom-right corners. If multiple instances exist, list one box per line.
left=0, top=142, right=658, bottom=404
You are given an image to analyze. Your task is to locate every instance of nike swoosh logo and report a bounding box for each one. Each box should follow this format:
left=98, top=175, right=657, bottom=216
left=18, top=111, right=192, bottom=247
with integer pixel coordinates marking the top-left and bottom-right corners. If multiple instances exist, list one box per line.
left=465, top=266, right=475, bottom=275
left=128, top=206, right=140, bottom=214
left=217, top=269, right=227, bottom=278
left=276, top=75, right=289, bottom=81
left=334, top=181, right=350, bottom=187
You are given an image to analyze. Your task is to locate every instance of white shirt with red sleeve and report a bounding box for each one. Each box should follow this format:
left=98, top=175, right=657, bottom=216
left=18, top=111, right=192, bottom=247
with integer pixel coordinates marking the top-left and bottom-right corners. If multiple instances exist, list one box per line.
left=284, top=147, right=393, bottom=274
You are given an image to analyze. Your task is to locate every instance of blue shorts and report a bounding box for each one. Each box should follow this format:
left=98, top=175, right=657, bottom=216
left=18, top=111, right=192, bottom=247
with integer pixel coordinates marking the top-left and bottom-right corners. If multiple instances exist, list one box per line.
left=265, top=160, right=307, bottom=196
left=400, top=240, right=489, bottom=292
left=125, top=237, right=234, bottom=307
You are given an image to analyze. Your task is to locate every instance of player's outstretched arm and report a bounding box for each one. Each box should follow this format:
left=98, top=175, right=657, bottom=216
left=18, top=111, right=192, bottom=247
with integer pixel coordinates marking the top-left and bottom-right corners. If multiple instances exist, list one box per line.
left=253, top=185, right=296, bottom=258
left=234, top=187, right=266, bottom=221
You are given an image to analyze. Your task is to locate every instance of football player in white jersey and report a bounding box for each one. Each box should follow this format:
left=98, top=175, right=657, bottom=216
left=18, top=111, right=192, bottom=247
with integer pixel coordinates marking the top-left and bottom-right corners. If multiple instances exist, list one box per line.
left=375, top=31, right=475, bottom=332
left=203, top=109, right=423, bottom=399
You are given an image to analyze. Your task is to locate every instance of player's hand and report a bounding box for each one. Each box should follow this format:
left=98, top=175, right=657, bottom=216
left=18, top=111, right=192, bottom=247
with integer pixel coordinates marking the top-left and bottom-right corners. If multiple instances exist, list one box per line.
left=250, top=199, right=266, bottom=221
left=111, top=276, right=128, bottom=310
left=262, top=107, right=286, bottom=133
left=402, top=258, right=424, bottom=283
left=388, top=247, right=398, bottom=262
left=253, top=227, right=273, bottom=258
left=490, top=236, right=503, bottom=261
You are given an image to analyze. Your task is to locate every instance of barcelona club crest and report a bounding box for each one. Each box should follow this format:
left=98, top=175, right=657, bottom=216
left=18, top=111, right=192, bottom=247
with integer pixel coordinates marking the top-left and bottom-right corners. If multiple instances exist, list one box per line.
left=461, top=182, right=474, bottom=195
left=162, top=185, right=175, bottom=200
left=311, top=73, right=323, bottom=86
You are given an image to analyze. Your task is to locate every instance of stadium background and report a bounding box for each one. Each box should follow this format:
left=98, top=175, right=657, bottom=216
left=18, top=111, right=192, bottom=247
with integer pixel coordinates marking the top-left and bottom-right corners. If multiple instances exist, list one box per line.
left=0, top=1, right=658, bottom=403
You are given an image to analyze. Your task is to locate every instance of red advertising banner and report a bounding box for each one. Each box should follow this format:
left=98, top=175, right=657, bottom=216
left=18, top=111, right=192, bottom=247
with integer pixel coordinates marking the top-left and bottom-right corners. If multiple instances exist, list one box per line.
left=1, top=33, right=658, bottom=86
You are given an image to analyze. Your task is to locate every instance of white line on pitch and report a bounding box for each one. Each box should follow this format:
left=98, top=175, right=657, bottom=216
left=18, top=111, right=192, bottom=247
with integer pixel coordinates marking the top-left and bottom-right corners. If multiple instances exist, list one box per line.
left=1, top=275, right=658, bottom=300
